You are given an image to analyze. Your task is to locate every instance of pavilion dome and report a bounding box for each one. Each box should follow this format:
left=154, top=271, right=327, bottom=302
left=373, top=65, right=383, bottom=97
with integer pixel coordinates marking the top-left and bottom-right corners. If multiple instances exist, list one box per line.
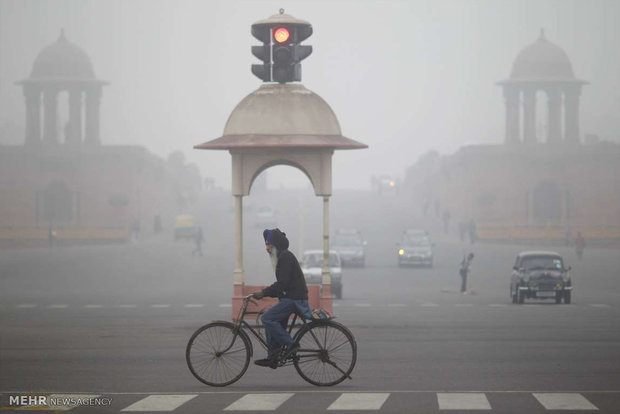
left=510, top=30, right=575, bottom=81
left=223, top=83, right=342, bottom=136
left=29, top=30, right=96, bottom=81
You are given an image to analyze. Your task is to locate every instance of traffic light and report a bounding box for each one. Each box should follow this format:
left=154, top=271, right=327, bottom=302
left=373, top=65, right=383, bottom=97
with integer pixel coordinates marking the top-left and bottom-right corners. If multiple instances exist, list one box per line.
left=250, top=11, right=313, bottom=83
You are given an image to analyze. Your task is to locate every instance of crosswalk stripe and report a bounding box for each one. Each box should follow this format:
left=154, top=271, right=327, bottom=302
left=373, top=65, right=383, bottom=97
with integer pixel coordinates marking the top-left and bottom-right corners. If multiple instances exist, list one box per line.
left=437, top=393, right=491, bottom=410
left=121, top=394, right=197, bottom=411
left=533, top=393, right=598, bottom=410
left=327, top=393, right=390, bottom=410
left=224, top=393, right=293, bottom=411
left=16, top=304, right=37, bottom=308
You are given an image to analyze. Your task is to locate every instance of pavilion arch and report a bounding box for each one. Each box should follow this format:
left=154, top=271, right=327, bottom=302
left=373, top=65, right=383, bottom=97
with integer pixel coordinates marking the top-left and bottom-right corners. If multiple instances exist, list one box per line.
left=249, top=159, right=314, bottom=194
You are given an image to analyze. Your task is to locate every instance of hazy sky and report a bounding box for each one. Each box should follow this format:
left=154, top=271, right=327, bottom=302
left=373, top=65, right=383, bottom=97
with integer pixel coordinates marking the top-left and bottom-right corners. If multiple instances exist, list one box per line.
left=1, top=0, right=619, bottom=190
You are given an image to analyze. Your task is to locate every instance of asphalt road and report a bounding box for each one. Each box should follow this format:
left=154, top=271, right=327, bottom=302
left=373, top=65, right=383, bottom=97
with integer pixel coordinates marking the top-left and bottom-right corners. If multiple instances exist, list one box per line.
left=1, top=190, right=620, bottom=413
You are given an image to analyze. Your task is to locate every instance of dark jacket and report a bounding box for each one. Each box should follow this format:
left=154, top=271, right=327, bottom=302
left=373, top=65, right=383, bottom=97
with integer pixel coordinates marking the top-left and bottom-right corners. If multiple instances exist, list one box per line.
left=263, top=229, right=308, bottom=300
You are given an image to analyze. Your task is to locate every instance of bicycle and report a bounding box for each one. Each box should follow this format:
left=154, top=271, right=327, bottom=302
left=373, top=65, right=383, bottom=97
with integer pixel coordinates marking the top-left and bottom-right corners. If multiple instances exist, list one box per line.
left=186, top=294, right=357, bottom=387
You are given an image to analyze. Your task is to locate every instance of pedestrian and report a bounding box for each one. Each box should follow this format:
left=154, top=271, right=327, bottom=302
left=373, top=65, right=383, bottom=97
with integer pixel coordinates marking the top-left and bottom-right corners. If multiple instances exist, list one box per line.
left=459, top=252, right=474, bottom=294
left=192, top=226, right=204, bottom=256
left=575, top=232, right=586, bottom=260
left=252, top=228, right=312, bottom=369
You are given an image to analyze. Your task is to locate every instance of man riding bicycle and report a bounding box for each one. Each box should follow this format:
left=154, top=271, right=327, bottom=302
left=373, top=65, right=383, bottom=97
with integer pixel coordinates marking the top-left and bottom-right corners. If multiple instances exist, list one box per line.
left=252, top=228, right=312, bottom=369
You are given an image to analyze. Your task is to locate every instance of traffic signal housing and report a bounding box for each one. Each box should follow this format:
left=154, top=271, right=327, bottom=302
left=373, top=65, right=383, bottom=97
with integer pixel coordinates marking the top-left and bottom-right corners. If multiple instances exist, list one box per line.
left=251, top=11, right=313, bottom=83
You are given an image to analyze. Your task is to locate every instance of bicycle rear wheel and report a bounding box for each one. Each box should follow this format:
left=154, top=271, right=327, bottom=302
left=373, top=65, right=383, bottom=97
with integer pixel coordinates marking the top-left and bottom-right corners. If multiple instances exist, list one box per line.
left=293, top=321, right=357, bottom=386
left=186, top=321, right=250, bottom=387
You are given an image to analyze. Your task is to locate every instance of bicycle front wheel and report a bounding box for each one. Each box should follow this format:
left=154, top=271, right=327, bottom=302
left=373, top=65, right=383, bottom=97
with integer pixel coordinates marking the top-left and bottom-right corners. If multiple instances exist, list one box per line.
left=293, top=321, right=357, bottom=386
left=186, top=321, right=251, bottom=387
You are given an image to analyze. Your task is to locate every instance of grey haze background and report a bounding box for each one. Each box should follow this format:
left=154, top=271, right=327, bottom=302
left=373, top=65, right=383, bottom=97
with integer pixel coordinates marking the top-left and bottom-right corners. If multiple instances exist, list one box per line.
left=1, top=0, right=619, bottom=190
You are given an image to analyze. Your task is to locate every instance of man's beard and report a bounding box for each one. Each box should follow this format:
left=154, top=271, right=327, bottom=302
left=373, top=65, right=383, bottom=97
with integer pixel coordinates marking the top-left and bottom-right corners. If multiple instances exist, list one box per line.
left=269, top=246, right=279, bottom=271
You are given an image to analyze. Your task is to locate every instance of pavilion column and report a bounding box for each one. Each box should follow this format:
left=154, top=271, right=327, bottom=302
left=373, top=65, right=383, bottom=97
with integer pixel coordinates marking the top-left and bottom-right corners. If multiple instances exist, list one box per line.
left=67, top=88, right=83, bottom=146
left=320, top=195, right=333, bottom=313
left=85, top=86, right=102, bottom=145
left=233, top=194, right=244, bottom=294
left=547, top=88, right=562, bottom=144
left=24, top=86, right=41, bottom=147
left=564, top=86, right=581, bottom=144
left=523, top=88, right=537, bottom=144
left=504, top=86, right=520, bottom=144
left=43, top=88, right=59, bottom=146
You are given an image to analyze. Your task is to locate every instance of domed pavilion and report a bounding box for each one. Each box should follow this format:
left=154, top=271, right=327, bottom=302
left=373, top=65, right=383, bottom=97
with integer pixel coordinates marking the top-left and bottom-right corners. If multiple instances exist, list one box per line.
left=16, top=29, right=107, bottom=148
left=498, top=30, right=588, bottom=145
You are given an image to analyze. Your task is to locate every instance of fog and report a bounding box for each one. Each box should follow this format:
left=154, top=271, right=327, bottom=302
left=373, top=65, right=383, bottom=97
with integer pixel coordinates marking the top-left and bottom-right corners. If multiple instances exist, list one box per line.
left=1, top=0, right=619, bottom=190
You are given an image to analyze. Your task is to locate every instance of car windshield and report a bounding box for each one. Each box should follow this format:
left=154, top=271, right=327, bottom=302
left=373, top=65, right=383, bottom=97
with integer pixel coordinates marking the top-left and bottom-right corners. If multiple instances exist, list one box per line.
left=333, top=234, right=362, bottom=246
left=522, top=256, right=563, bottom=271
left=303, top=253, right=340, bottom=267
left=403, top=235, right=430, bottom=246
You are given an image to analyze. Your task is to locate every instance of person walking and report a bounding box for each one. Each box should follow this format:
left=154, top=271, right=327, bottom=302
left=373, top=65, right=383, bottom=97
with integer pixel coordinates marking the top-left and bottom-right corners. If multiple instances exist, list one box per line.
left=252, top=228, right=312, bottom=369
left=192, top=226, right=204, bottom=256
left=575, top=232, right=586, bottom=260
left=460, top=253, right=474, bottom=294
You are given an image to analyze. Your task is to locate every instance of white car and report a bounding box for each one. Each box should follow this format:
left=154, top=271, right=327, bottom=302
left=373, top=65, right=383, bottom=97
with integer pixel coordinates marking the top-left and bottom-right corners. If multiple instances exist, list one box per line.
left=300, top=250, right=343, bottom=299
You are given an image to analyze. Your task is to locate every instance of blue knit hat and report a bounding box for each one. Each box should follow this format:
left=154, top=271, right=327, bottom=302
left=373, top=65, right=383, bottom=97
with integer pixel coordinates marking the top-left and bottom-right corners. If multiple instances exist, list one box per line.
left=263, top=229, right=274, bottom=244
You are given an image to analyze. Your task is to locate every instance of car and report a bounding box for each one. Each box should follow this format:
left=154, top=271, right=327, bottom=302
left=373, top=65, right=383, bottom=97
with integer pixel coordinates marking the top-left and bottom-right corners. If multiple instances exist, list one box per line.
left=300, top=250, right=343, bottom=299
left=332, top=229, right=366, bottom=267
left=174, top=214, right=197, bottom=241
left=397, top=229, right=433, bottom=267
left=254, top=205, right=277, bottom=228
left=510, top=251, right=572, bottom=304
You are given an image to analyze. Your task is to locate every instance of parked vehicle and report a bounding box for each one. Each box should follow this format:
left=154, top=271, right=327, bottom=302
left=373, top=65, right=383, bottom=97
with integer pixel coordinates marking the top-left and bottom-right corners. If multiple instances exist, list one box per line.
left=332, top=229, right=366, bottom=267
left=300, top=250, right=343, bottom=299
left=397, top=229, right=433, bottom=267
left=510, top=251, right=572, bottom=304
left=174, top=214, right=197, bottom=241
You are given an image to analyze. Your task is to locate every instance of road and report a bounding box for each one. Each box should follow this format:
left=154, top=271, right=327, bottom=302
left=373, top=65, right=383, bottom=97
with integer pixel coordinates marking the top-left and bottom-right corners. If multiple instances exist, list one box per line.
left=1, top=190, right=620, bottom=413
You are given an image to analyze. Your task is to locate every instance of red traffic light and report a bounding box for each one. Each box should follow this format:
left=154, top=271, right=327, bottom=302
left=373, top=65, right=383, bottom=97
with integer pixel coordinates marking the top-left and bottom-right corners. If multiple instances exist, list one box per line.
left=273, top=27, right=290, bottom=43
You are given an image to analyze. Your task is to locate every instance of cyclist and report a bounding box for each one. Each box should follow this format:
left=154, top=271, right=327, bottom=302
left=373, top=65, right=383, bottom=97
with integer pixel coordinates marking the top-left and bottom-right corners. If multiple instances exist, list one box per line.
left=252, top=228, right=312, bottom=369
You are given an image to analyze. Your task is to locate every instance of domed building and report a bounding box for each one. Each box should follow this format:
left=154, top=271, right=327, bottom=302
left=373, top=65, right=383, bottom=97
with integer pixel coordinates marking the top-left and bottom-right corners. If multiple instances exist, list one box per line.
left=0, top=31, right=196, bottom=246
left=407, top=31, right=620, bottom=242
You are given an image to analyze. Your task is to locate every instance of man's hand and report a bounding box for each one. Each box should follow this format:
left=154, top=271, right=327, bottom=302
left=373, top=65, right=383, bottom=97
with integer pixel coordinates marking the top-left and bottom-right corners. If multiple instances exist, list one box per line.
left=252, top=291, right=265, bottom=300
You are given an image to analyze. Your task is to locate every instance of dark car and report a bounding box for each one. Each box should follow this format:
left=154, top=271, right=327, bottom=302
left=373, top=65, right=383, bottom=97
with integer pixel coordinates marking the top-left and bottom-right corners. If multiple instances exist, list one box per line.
left=332, top=229, right=366, bottom=267
left=510, top=251, right=572, bottom=304
left=397, top=229, right=433, bottom=268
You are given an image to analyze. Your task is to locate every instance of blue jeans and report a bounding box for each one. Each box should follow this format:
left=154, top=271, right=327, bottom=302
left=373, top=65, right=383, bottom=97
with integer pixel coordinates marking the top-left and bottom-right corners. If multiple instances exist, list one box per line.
left=261, top=298, right=312, bottom=357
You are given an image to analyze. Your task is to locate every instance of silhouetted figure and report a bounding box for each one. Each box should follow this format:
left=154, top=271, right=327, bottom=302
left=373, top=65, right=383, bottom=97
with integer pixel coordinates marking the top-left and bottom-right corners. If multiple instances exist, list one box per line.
left=575, top=232, right=586, bottom=260
left=192, top=226, right=204, bottom=256
left=460, top=253, right=474, bottom=294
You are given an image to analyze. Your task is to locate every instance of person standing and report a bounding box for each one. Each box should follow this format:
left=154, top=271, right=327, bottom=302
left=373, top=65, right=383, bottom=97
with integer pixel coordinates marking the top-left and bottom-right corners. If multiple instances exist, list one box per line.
left=252, top=228, right=312, bottom=368
left=575, top=232, right=586, bottom=260
left=460, top=253, right=474, bottom=294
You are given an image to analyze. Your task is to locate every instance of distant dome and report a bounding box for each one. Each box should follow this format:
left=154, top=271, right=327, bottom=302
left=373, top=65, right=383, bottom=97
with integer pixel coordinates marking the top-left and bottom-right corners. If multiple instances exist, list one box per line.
left=224, top=83, right=342, bottom=136
left=29, top=30, right=96, bottom=80
left=510, top=30, right=575, bottom=80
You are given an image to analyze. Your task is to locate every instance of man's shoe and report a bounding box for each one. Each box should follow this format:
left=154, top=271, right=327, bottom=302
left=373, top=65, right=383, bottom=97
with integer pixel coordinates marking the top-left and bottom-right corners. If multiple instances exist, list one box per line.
left=282, top=343, right=299, bottom=360
left=254, top=358, right=277, bottom=369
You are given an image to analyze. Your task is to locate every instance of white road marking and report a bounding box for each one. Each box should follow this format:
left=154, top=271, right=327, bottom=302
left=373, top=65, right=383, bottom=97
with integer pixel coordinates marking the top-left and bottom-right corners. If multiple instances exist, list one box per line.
left=121, top=394, right=197, bottom=411
left=327, top=393, right=390, bottom=410
left=224, top=393, right=293, bottom=411
left=184, top=304, right=204, bottom=308
left=437, top=393, right=491, bottom=410
left=219, top=304, right=232, bottom=308
left=421, top=303, right=439, bottom=307
left=589, top=304, right=610, bottom=308
left=16, top=304, right=37, bottom=308
left=48, top=304, right=69, bottom=309
left=84, top=304, right=103, bottom=308
left=150, top=304, right=170, bottom=308
left=534, top=393, right=598, bottom=410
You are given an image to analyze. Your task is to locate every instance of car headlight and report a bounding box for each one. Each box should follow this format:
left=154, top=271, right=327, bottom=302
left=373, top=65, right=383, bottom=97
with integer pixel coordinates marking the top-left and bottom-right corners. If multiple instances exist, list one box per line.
left=398, top=249, right=405, bottom=256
